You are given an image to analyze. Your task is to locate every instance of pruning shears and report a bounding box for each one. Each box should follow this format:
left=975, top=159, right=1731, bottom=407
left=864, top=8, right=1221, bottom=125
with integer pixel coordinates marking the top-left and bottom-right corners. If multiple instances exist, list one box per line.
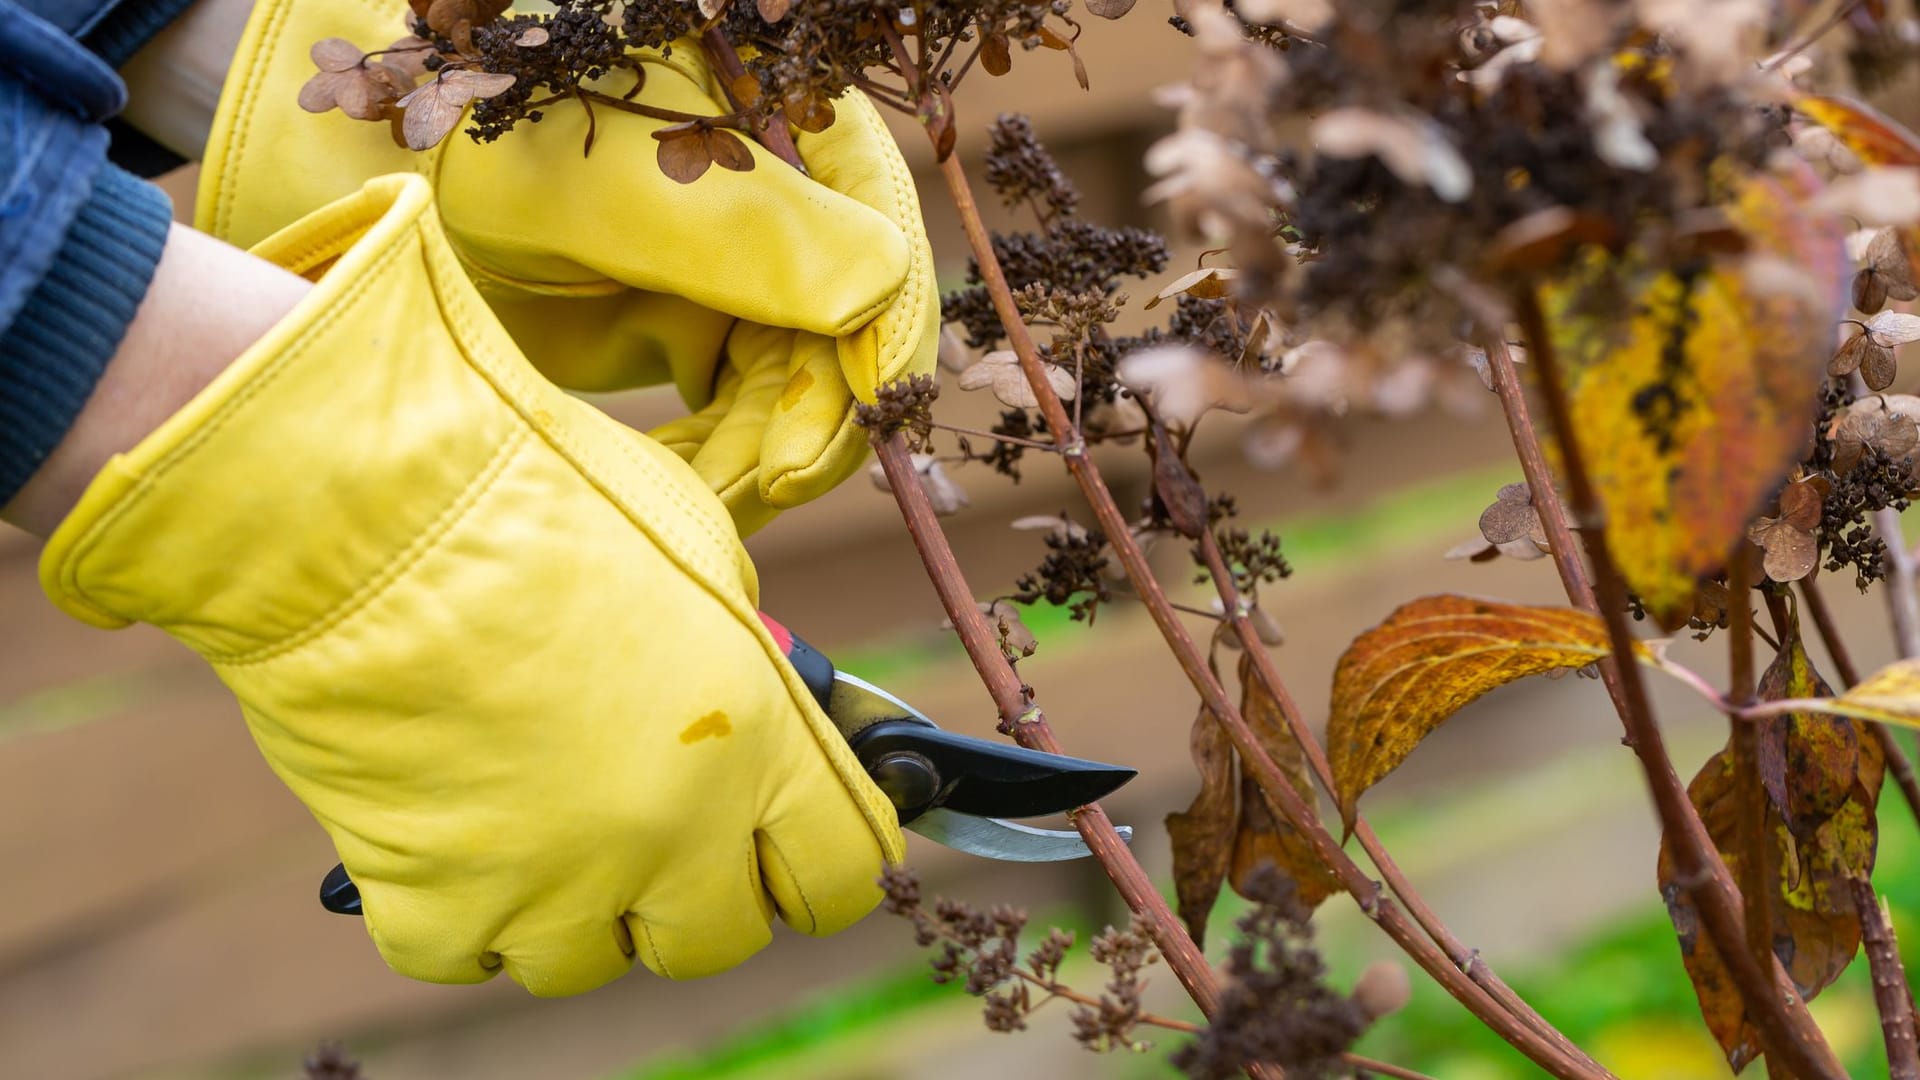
left=316, top=613, right=1136, bottom=915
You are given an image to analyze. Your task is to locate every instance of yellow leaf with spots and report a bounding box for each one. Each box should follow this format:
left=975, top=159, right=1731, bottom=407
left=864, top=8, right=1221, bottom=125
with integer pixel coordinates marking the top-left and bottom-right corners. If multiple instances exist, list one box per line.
left=1816, top=658, right=1920, bottom=729
left=1536, top=168, right=1846, bottom=628
left=1326, top=595, right=1626, bottom=828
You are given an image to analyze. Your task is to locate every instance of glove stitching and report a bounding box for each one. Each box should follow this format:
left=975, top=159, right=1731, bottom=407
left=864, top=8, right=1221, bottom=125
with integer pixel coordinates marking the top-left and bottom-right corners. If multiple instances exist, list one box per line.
left=53, top=218, right=422, bottom=625
left=865, top=97, right=931, bottom=379
left=208, top=0, right=291, bottom=237
left=626, top=912, right=673, bottom=979
left=757, top=830, right=819, bottom=934
left=213, top=428, right=527, bottom=666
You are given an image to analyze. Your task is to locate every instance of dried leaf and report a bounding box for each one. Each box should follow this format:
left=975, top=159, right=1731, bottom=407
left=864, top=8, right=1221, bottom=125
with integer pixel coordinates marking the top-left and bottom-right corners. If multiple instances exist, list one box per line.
left=1327, top=596, right=1624, bottom=827
left=311, top=38, right=365, bottom=73
left=1809, top=167, right=1920, bottom=228
left=705, top=128, right=755, bottom=173
left=381, top=36, right=435, bottom=79
left=957, top=350, right=1076, bottom=409
left=1862, top=341, right=1899, bottom=391
left=936, top=324, right=972, bottom=373
left=1535, top=169, right=1847, bottom=628
left=1478, top=481, right=1544, bottom=546
left=1231, top=653, right=1340, bottom=909
left=1755, top=627, right=1854, bottom=838
left=1165, top=705, right=1236, bottom=947
left=1828, top=397, right=1920, bottom=474
left=1311, top=107, right=1471, bottom=203
left=980, top=31, right=1013, bottom=76
left=1867, top=310, right=1920, bottom=347
left=866, top=453, right=969, bottom=515
left=1779, top=477, right=1825, bottom=530
left=729, top=73, right=763, bottom=108
left=656, top=128, right=714, bottom=183
left=1657, top=749, right=1764, bottom=1071
left=1117, top=344, right=1254, bottom=429
left=1146, top=267, right=1238, bottom=309
left=1866, top=229, right=1920, bottom=301
left=783, top=90, right=835, bottom=134
left=1831, top=331, right=1873, bottom=377
left=1152, top=429, right=1209, bottom=540
left=397, top=80, right=464, bottom=149
left=983, top=599, right=1037, bottom=655
left=1748, top=515, right=1818, bottom=581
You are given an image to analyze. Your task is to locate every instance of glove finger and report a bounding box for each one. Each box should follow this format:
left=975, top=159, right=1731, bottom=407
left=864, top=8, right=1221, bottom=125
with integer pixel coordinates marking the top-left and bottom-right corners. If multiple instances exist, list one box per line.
left=756, top=331, right=864, bottom=511
left=755, top=775, right=896, bottom=938
left=439, top=53, right=910, bottom=342
left=677, top=324, right=811, bottom=536
left=649, top=364, right=742, bottom=463
left=478, top=287, right=735, bottom=398
left=623, top=836, right=777, bottom=980
left=793, top=92, right=942, bottom=402
left=355, top=876, right=499, bottom=987
left=494, top=911, right=638, bottom=998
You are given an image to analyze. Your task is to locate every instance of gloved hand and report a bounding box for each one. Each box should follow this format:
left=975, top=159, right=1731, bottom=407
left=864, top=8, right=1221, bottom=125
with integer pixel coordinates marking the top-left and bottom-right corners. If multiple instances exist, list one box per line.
left=41, top=174, right=905, bottom=995
left=199, top=0, right=939, bottom=535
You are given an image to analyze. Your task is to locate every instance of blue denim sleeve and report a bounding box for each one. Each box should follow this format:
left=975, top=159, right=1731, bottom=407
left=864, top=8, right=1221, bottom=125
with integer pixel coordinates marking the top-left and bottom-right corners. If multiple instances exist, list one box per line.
left=0, top=0, right=179, bottom=507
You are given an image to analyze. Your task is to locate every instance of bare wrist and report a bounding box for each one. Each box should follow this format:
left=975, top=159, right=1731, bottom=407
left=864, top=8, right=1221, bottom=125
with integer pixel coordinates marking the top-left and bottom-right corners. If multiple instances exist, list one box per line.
left=1, top=224, right=309, bottom=536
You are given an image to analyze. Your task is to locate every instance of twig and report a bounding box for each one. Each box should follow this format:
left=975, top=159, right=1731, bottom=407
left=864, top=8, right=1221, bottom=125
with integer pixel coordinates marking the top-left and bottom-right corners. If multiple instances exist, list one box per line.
left=932, top=420, right=1061, bottom=452
left=870, top=435, right=1230, bottom=1021
left=1508, top=295, right=1846, bottom=1080
left=1797, top=574, right=1920, bottom=825
left=1876, top=506, right=1920, bottom=660
left=1851, top=876, right=1920, bottom=1080
left=1343, top=1054, right=1441, bottom=1080
left=927, top=145, right=1607, bottom=1080
left=698, top=27, right=806, bottom=173
left=576, top=88, right=749, bottom=129
left=1725, top=555, right=1776, bottom=993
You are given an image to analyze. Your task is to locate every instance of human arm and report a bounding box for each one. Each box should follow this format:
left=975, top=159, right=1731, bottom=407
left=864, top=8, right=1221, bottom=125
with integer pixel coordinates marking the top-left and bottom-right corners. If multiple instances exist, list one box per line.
left=1, top=222, right=308, bottom=534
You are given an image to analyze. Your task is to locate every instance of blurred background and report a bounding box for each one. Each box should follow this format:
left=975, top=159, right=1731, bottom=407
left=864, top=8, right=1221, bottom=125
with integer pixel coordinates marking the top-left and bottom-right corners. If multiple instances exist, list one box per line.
left=5, top=10, right=1920, bottom=1079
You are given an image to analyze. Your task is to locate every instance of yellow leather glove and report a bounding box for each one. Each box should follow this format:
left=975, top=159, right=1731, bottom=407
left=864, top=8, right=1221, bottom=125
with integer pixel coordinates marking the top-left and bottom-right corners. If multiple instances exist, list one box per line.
left=41, top=175, right=904, bottom=995
left=199, top=0, right=939, bottom=536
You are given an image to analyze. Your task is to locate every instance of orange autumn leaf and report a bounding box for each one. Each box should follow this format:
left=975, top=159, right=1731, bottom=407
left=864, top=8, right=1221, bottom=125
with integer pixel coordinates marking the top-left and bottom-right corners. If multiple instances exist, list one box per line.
left=1326, top=595, right=1622, bottom=827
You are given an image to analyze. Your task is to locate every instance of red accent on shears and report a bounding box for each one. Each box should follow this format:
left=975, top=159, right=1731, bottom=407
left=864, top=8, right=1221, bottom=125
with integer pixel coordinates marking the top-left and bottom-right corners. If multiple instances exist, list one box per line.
left=757, top=611, right=793, bottom=657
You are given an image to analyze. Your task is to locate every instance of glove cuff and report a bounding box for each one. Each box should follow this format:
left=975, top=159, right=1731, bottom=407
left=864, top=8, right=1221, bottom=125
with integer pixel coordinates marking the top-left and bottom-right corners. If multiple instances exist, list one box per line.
left=42, top=174, right=750, bottom=654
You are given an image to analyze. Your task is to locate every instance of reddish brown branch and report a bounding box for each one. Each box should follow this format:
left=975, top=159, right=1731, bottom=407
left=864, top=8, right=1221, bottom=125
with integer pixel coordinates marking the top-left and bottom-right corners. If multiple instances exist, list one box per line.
left=1878, top=506, right=1920, bottom=660
left=699, top=27, right=806, bottom=173
left=1797, top=574, right=1920, bottom=825
left=928, top=148, right=1606, bottom=1080
left=1852, top=876, right=1920, bottom=1080
left=1505, top=297, right=1846, bottom=1080
left=1725, top=554, right=1776, bottom=990
left=869, top=435, right=1246, bottom=1066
